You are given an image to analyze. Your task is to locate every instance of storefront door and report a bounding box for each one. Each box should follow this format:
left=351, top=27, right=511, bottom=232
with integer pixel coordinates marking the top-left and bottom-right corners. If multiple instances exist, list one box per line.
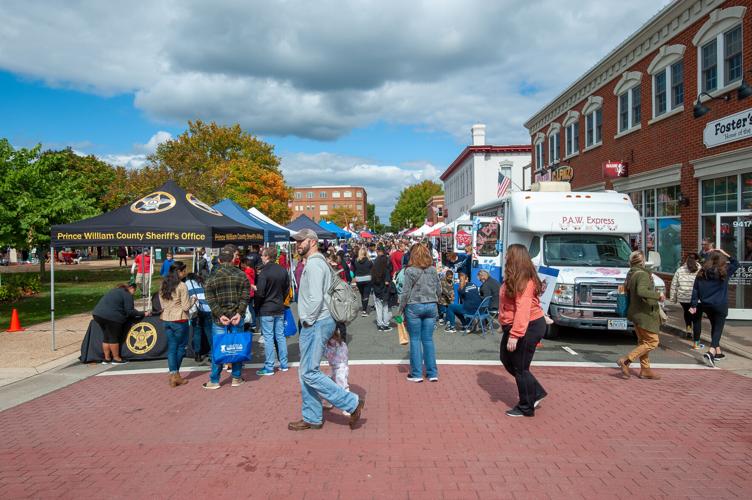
left=715, top=212, right=752, bottom=320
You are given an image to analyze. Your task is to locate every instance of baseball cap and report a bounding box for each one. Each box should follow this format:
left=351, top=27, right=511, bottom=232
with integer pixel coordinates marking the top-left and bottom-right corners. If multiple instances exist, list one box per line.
left=292, top=228, right=319, bottom=241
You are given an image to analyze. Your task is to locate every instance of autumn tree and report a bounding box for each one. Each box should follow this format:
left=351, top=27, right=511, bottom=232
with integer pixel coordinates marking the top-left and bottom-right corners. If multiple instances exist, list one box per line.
left=390, top=180, right=443, bottom=229
left=330, top=206, right=361, bottom=228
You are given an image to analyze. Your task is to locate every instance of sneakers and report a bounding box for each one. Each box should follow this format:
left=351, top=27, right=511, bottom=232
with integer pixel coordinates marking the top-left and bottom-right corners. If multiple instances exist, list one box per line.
left=428, top=377, right=438, bottom=382
left=380, top=326, right=393, bottom=332
left=202, top=382, right=220, bottom=390
left=279, top=367, right=289, bottom=372
left=505, top=407, right=532, bottom=418
left=231, top=377, right=245, bottom=387
left=534, top=393, right=547, bottom=408
left=101, top=360, right=111, bottom=365
left=438, top=319, right=445, bottom=324
left=445, top=327, right=456, bottom=333
left=256, top=368, right=275, bottom=376
left=361, top=311, right=368, bottom=317
left=258, top=336, right=265, bottom=345
left=714, top=353, right=726, bottom=361
left=110, top=359, right=128, bottom=365
left=691, top=342, right=701, bottom=350
left=703, top=352, right=715, bottom=367
left=288, top=419, right=324, bottom=431
left=406, top=376, right=423, bottom=383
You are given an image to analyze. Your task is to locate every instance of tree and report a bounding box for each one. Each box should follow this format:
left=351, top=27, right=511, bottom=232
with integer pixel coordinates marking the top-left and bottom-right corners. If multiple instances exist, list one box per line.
left=389, top=180, right=443, bottom=229
left=136, top=121, right=291, bottom=221
left=0, top=140, right=101, bottom=277
left=330, top=206, right=360, bottom=229
left=44, top=148, right=118, bottom=211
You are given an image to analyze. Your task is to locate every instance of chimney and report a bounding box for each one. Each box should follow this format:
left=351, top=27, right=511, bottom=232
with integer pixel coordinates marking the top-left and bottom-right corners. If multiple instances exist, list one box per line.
left=471, top=124, right=486, bottom=146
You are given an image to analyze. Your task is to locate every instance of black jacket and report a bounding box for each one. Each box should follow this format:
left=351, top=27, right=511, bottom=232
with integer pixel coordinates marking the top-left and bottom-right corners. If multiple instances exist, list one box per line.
left=254, top=262, right=290, bottom=316
left=92, top=287, right=144, bottom=324
left=480, top=277, right=501, bottom=310
left=352, top=258, right=373, bottom=278
left=371, top=255, right=393, bottom=300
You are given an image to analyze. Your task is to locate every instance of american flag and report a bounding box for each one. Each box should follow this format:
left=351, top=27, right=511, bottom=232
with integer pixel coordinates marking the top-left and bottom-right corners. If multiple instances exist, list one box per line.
left=497, top=171, right=511, bottom=198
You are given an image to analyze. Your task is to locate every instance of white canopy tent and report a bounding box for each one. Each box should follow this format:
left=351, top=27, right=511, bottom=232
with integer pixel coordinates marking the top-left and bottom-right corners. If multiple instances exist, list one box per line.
left=411, top=223, right=434, bottom=237
left=248, top=207, right=297, bottom=237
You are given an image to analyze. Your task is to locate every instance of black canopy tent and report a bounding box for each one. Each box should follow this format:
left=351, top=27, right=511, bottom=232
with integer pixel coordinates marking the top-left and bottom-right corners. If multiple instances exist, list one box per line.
left=48, top=180, right=265, bottom=350
left=285, top=214, right=337, bottom=239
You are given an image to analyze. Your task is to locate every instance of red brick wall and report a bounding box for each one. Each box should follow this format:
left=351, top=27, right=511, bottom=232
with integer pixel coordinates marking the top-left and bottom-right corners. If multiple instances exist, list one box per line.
left=530, top=0, right=752, bottom=263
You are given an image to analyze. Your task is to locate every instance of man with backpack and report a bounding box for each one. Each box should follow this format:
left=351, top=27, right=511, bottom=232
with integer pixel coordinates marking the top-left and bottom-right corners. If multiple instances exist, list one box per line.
left=289, top=228, right=365, bottom=431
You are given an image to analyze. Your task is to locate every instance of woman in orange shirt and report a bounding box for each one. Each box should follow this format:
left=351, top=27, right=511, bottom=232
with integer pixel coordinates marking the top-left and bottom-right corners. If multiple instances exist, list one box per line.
left=499, top=244, right=547, bottom=417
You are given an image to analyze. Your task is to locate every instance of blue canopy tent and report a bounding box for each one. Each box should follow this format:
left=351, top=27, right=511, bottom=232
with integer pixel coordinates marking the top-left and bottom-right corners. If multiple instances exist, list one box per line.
left=213, top=199, right=289, bottom=243
left=319, top=220, right=351, bottom=239
left=287, top=214, right=337, bottom=239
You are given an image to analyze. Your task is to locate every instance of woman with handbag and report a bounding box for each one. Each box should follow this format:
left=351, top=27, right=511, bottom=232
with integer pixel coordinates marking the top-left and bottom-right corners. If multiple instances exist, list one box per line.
left=371, top=246, right=393, bottom=332
left=399, top=244, right=441, bottom=383
left=499, top=244, right=547, bottom=417
left=352, top=247, right=373, bottom=316
left=690, top=248, right=739, bottom=367
left=160, top=261, right=196, bottom=387
left=617, top=251, right=665, bottom=380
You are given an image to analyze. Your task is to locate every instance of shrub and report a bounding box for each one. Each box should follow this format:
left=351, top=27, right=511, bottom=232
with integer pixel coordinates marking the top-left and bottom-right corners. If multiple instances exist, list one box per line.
left=0, top=274, right=42, bottom=302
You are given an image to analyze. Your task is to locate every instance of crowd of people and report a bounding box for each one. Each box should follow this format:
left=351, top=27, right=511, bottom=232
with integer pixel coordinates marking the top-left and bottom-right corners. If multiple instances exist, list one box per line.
left=91, top=230, right=742, bottom=424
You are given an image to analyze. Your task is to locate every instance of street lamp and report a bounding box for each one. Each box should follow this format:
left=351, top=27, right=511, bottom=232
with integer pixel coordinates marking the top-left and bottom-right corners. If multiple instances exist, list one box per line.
left=693, top=92, right=730, bottom=118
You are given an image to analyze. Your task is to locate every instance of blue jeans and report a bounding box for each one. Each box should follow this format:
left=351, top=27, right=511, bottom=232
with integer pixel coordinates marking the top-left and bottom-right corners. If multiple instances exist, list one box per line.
left=405, top=303, right=438, bottom=379
left=438, top=304, right=447, bottom=321
left=191, top=311, right=213, bottom=355
left=298, top=315, right=358, bottom=424
left=164, top=321, right=189, bottom=373
left=260, top=314, right=288, bottom=371
left=210, top=323, right=244, bottom=383
left=446, top=303, right=469, bottom=328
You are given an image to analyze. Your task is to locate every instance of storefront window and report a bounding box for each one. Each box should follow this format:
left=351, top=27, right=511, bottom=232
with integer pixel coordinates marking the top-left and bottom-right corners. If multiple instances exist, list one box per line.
left=644, top=189, right=655, bottom=217
left=629, top=191, right=643, bottom=216
left=742, top=172, right=752, bottom=211
left=702, top=176, right=738, bottom=213
left=628, top=186, right=681, bottom=273
left=657, top=185, right=680, bottom=217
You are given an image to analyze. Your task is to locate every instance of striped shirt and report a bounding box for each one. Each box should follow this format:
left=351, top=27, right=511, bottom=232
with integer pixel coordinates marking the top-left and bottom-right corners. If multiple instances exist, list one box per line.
left=185, top=279, right=211, bottom=314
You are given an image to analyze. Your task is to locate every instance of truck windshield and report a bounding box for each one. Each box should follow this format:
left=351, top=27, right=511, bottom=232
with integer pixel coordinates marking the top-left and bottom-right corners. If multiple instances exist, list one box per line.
left=543, top=234, right=632, bottom=267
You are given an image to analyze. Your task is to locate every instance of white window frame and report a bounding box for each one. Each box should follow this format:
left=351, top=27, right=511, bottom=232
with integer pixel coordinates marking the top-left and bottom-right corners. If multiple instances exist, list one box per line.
left=614, top=71, right=642, bottom=136
left=319, top=191, right=327, bottom=199
left=647, top=44, right=686, bottom=122
left=356, top=191, right=362, bottom=198
left=546, top=123, right=561, bottom=166
left=692, top=6, right=747, bottom=100
left=533, top=132, right=545, bottom=172
left=562, top=110, right=580, bottom=158
left=344, top=191, right=352, bottom=198
left=306, top=191, right=314, bottom=199
left=581, top=96, right=603, bottom=150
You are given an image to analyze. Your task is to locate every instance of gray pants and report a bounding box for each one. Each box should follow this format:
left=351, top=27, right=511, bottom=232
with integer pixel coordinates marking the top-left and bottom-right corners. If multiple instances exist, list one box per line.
left=374, top=296, right=391, bottom=328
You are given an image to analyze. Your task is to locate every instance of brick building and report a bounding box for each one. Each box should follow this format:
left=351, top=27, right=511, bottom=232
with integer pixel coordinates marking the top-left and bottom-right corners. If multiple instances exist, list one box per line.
left=290, top=185, right=368, bottom=226
left=525, top=0, right=752, bottom=318
left=426, top=195, right=446, bottom=225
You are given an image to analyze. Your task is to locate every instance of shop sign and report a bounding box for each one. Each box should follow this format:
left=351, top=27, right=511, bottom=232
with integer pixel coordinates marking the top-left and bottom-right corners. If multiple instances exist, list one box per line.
left=703, top=107, right=752, bottom=148
left=603, top=161, right=628, bottom=179
left=551, top=165, right=574, bottom=182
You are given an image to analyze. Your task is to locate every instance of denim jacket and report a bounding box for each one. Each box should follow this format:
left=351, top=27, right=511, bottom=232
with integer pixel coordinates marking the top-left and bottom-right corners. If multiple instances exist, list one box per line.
left=399, top=266, right=441, bottom=311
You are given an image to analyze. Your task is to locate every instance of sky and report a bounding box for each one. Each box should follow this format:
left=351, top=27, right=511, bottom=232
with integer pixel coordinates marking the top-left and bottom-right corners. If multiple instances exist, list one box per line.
left=0, top=0, right=673, bottom=221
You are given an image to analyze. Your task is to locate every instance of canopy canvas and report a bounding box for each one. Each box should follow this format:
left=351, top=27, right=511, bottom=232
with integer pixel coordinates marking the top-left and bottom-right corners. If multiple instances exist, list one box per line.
left=319, top=220, right=351, bottom=239
left=51, top=180, right=264, bottom=247
left=248, top=207, right=296, bottom=237
left=214, top=199, right=289, bottom=243
left=286, top=214, right=337, bottom=239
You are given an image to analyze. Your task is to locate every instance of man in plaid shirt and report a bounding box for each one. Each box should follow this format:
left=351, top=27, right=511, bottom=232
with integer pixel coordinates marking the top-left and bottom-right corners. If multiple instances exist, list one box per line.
left=203, top=245, right=250, bottom=389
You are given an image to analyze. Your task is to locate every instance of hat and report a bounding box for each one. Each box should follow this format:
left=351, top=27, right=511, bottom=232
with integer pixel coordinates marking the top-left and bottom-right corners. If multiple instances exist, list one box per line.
left=292, top=228, right=319, bottom=241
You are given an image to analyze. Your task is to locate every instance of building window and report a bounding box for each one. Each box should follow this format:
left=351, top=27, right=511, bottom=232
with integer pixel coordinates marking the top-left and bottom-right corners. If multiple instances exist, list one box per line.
left=628, top=186, right=681, bottom=273
left=565, top=121, right=579, bottom=156
left=614, top=71, right=642, bottom=133
left=332, top=191, right=340, bottom=198
left=693, top=7, right=746, bottom=95
left=533, top=132, right=545, bottom=171
left=654, top=70, right=667, bottom=116
left=294, top=192, right=302, bottom=200
left=548, top=132, right=560, bottom=165
left=585, top=108, right=602, bottom=147
left=319, top=191, right=327, bottom=198
left=649, top=45, right=685, bottom=118
left=356, top=191, right=363, bottom=198
left=344, top=191, right=352, bottom=198
left=700, top=174, right=748, bottom=243
left=306, top=191, right=314, bottom=199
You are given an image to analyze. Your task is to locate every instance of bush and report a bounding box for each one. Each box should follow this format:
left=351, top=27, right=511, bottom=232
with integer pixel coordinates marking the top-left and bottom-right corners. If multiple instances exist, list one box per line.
left=0, top=274, right=42, bottom=303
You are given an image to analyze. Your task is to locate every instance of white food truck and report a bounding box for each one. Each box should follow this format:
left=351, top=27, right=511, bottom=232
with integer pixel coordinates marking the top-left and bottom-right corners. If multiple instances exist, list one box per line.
left=466, top=182, right=665, bottom=337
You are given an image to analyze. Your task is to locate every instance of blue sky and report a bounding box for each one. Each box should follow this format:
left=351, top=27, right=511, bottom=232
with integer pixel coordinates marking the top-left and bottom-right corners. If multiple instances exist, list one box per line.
left=0, top=0, right=670, bottom=220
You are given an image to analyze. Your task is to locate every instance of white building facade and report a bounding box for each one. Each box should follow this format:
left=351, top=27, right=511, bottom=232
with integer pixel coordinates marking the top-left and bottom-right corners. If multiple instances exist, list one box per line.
left=440, top=124, right=532, bottom=223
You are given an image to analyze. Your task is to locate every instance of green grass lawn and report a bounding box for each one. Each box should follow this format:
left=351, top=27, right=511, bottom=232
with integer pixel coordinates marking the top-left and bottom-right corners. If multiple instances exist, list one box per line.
left=1, top=266, right=172, bottom=327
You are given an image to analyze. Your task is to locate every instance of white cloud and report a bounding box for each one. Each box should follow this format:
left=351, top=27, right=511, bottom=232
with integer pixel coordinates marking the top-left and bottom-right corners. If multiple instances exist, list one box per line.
left=134, top=131, right=173, bottom=154
left=280, top=152, right=440, bottom=221
left=0, top=0, right=673, bottom=143
left=94, top=131, right=172, bottom=169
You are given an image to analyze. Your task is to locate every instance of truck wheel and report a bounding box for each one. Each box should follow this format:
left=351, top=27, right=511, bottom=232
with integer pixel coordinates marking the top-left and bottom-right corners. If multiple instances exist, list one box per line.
left=544, top=323, right=561, bottom=339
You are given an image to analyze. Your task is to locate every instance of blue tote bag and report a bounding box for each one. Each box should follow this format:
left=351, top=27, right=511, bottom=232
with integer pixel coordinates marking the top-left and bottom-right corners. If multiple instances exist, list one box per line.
left=211, top=326, right=252, bottom=364
left=283, top=307, right=298, bottom=337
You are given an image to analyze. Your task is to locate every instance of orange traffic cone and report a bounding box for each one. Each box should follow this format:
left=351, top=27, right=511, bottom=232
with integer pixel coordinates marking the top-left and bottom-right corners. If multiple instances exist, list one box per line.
left=6, top=308, right=25, bottom=332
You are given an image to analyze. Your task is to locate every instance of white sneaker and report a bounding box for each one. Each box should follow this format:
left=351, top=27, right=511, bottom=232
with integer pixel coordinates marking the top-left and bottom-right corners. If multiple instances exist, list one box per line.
left=342, top=410, right=351, bottom=417
left=258, top=336, right=265, bottom=344
left=406, top=376, right=423, bottom=383
left=428, top=377, right=438, bottom=382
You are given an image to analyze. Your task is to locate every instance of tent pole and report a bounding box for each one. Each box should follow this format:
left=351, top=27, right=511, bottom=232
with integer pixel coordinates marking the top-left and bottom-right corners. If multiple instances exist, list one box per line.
left=148, top=246, right=154, bottom=307
left=192, top=248, right=196, bottom=274
left=50, top=245, right=56, bottom=351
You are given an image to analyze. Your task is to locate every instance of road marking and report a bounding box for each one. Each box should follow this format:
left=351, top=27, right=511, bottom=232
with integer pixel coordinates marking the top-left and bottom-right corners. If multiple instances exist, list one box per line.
left=561, top=346, right=578, bottom=356
left=97, top=359, right=709, bottom=376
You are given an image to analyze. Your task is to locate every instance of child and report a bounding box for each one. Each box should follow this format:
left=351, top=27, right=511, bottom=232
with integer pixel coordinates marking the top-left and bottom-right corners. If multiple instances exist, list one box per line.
left=438, top=269, right=455, bottom=326
left=322, top=327, right=350, bottom=416
left=327, top=254, right=348, bottom=341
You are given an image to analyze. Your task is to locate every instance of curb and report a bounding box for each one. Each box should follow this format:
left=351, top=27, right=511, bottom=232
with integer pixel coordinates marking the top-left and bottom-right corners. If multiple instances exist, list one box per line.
left=662, top=322, right=752, bottom=360
left=0, top=352, right=81, bottom=388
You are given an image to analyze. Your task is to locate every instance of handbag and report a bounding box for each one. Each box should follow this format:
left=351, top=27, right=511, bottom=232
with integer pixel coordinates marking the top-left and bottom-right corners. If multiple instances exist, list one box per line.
left=397, top=322, right=409, bottom=346
left=658, top=304, right=668, bottom=325
left=283, top=307, right=298, bottom=337
left=211, top=326, right=252, bottom=364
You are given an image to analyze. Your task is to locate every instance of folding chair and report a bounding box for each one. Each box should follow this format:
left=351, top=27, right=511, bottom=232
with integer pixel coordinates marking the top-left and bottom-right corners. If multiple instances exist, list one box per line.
left=463, top=296, right=493, bottom=337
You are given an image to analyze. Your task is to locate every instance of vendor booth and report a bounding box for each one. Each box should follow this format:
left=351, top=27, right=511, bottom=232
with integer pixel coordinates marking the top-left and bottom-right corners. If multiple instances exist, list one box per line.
left=318, top=220, right=352, bottom=239
left=286, top=214, right=337, bottom=239
left=213, top=198, right=289, bottom=243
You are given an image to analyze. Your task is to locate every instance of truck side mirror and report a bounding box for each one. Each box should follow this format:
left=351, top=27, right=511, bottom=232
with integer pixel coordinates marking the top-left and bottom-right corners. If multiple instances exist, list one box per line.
left=646, top=251, right=661, bottom=271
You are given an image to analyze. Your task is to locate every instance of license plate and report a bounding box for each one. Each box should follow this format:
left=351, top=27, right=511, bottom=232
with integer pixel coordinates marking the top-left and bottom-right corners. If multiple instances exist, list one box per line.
left=608, top=319, right=628, bottom=330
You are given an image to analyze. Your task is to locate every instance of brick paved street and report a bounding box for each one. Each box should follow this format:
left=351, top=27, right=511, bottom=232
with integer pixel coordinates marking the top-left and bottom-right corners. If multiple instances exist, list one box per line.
left=1, top=364, right=751, bottom=499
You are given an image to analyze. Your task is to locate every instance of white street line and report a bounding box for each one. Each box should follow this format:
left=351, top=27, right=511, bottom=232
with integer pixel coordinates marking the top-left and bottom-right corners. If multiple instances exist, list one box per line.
left=561, top=346, right=578, bottom=356
left=96, top=359, right=709, bottom=376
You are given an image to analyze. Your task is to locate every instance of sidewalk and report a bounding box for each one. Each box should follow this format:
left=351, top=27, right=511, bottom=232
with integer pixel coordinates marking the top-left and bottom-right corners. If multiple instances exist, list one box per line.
left=662, top=303, right=752, bottom=359
left=0, top=313, right=90, bottom=387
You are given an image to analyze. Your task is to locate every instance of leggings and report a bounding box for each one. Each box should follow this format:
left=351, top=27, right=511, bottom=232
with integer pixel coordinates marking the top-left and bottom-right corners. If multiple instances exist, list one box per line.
left=702, top=305, right=728, bottom=349
left=500, top=317, right=547, bottom=416
left=680, top=302, right=702, bottom=342
left=356, top=281, right=371, bottom=312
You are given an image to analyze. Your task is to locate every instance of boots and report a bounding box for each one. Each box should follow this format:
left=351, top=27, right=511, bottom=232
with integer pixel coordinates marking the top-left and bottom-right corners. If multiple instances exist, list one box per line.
left=174, top=373, right=189, bottom=386
left=617, top=357, right=631, bottom=379
left=169, top=373, right=178, bottom=388
left=638, top=368, right=661, bottom=380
